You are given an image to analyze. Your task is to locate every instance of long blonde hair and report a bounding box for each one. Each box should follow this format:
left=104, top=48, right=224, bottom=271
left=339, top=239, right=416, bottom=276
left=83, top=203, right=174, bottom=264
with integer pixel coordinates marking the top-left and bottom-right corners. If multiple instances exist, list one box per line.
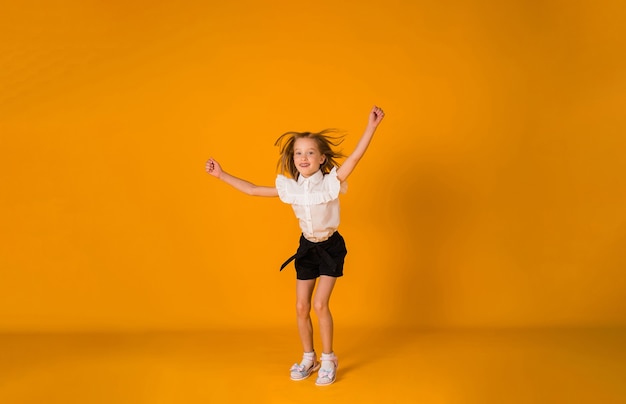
left=274, top=129, right=346, bottom=179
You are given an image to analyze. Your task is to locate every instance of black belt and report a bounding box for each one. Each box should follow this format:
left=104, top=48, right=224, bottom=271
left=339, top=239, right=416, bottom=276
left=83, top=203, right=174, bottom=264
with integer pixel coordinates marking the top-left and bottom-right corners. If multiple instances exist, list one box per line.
left=280, top=233, right=338, bottom=273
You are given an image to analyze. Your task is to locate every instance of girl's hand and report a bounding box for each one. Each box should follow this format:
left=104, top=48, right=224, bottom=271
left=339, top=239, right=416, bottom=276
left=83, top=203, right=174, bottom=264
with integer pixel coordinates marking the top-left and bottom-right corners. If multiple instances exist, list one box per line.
left=368, top=105, right=385, bottom=127
left=205, top=158, right=223, bottom=178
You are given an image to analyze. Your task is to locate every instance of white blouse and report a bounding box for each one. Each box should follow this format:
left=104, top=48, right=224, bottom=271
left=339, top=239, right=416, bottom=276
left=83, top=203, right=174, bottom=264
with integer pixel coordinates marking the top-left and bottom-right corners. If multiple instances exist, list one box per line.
left=275, top=167, right=348, bottom=242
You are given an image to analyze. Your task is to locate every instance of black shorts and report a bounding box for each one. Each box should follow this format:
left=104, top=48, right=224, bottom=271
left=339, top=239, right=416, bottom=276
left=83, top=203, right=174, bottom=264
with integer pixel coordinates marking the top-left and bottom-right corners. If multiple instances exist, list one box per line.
left=280, top=232, right=348, bottom=280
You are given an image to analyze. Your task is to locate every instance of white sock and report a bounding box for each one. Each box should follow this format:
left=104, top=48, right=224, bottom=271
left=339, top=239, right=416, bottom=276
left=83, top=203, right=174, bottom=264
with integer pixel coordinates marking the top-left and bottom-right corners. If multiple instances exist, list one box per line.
left=301, top=351, right=315, bottom=368
left=320, top=352, right=335, bottom=370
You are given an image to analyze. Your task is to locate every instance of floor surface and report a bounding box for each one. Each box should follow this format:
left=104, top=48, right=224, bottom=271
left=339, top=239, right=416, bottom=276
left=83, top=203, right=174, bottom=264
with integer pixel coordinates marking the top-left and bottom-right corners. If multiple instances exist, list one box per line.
left=1, top=327, right=625, bottom=403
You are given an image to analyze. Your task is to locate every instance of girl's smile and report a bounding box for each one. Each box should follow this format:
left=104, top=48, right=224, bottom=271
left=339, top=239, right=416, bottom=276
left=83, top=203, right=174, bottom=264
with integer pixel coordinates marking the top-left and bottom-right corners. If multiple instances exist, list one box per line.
left=293, top=138, right=326, bottom=178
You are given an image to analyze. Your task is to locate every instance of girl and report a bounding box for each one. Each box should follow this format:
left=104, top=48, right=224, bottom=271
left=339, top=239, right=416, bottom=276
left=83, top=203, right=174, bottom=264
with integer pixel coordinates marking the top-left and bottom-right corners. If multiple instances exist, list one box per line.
left=205, top=106, right=385, bottom=385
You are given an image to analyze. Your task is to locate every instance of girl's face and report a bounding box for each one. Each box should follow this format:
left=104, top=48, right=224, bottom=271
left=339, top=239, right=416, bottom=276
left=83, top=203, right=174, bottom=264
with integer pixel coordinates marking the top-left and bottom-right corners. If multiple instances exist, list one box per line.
left=293, top=137, right=326, bottom=178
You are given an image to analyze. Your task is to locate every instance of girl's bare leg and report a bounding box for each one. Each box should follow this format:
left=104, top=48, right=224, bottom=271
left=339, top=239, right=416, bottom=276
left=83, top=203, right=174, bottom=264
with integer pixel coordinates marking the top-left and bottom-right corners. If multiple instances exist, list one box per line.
left=313, top=275, right=337, bottom=354
left=295, top=279, right=316, bottom=352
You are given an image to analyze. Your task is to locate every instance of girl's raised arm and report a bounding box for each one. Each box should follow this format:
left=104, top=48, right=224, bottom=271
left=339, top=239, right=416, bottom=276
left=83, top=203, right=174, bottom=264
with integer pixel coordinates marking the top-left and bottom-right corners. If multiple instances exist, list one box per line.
left=336, top=106, right=385, bottom=182
left=206, top=158, right=278, bottom=197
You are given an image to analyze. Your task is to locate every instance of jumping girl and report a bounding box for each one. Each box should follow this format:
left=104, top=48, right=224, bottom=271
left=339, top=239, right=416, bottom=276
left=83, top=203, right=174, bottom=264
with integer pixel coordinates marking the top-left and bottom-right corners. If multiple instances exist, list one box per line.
left=205, top=105, right=385, bottom=385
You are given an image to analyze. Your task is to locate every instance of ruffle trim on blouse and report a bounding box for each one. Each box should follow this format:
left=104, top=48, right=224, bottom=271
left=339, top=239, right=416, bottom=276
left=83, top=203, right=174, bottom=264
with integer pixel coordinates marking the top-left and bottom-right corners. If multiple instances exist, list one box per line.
left=276, top=167, right=346, bottom=205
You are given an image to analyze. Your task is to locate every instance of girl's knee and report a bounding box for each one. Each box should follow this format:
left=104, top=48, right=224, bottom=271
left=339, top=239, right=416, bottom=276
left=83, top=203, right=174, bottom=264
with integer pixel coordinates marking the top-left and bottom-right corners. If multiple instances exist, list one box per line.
left=296, top=301, right=311, bottom=317
left=313, top=300, right=330, bottom=315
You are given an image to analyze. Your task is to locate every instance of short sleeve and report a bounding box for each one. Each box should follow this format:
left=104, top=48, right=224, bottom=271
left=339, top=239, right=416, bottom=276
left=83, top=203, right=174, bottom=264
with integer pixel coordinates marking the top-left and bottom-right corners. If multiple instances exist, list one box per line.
left=325, top=167, right=348, bottom=197
left=275, top=174, right=297, bottom=204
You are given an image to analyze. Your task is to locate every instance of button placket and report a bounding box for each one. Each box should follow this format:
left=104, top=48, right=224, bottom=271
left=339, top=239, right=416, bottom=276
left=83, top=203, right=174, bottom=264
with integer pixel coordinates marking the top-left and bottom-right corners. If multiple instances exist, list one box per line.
left=303, top=179, right=314, bottom=235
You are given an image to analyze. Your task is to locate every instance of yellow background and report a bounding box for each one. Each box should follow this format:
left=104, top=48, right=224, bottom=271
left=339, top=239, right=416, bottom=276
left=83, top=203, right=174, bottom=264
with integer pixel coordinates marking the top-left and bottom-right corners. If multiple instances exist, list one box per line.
left=1, top=0, right=625, bottom=332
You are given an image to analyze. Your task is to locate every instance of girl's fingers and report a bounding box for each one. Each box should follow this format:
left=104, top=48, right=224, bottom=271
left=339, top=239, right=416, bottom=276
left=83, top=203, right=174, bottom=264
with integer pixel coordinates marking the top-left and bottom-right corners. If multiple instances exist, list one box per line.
left=206, top=159, right=214, bottom=172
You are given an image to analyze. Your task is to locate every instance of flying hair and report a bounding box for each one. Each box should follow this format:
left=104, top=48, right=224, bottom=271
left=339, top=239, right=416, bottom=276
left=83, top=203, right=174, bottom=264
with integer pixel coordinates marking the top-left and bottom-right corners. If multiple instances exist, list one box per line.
left=274, top=129, right=346, bottom=179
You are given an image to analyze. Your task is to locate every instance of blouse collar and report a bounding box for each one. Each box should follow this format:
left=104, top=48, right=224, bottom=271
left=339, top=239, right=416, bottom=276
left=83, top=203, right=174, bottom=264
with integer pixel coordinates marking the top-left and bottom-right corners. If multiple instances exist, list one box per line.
left=297, top=169, right=324, bottom=185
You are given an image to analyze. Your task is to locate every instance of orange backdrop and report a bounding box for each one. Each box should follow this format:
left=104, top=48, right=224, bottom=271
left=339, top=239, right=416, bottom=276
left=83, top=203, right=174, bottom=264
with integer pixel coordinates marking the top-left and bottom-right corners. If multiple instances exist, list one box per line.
left=1, top=0, right=625, bottom=332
